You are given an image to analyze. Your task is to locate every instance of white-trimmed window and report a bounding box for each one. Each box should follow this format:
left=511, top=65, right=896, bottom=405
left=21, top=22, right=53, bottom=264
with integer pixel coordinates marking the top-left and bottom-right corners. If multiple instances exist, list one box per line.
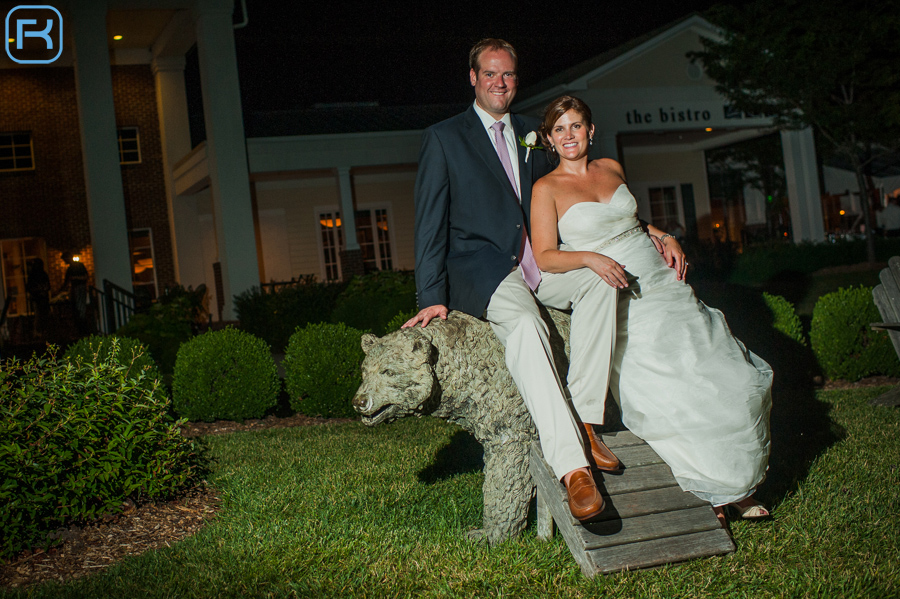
left=117, top=127, right=141, bottom=164
left=0, top=132, right=34, bottom=172
left=318, top=211, right=344, bottom=282
left=648, top=186, right=680, bottom=230
left=316, top=206, right=395, bottom=282
left=128, top=229, right=157, bottom=300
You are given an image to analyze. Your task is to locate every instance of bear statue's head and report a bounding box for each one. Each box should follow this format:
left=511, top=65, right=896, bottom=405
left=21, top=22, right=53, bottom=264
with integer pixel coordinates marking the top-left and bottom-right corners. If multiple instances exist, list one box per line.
left=352, top=328, right=440, bottom=426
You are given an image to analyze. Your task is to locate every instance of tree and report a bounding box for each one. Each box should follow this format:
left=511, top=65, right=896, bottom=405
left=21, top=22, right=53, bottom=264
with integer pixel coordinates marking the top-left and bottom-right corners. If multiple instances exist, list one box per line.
left=691, top=0, right=900, bottom=262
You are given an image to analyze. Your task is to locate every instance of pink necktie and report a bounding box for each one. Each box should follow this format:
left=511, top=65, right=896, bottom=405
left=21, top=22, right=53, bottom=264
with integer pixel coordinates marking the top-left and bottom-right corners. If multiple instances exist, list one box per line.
left=491, top=121, right=541, bottom=291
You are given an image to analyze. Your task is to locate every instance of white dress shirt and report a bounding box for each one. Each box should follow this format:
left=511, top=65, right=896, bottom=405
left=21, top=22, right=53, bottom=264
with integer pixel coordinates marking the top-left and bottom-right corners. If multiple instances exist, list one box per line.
left=473, top=101, right=521, bottom=199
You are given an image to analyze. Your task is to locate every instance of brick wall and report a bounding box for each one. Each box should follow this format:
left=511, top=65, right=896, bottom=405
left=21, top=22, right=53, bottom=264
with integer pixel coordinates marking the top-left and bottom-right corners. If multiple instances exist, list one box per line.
left=0, top=67, right=93, bottom=289
left=0, top=64, right=175, bottom=293
left=111, top=65, right=176, bottom=290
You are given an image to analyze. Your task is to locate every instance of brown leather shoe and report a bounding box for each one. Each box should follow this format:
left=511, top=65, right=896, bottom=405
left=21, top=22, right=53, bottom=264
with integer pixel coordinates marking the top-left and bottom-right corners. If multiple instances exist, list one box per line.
left=581, top=423, right=622, bottom=472
left=564, top=470, right=605, bottom=521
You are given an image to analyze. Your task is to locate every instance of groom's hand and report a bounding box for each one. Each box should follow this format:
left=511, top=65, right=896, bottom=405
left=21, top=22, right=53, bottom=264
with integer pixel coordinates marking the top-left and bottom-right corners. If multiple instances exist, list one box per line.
left=403, top=305, right=449, bottom=328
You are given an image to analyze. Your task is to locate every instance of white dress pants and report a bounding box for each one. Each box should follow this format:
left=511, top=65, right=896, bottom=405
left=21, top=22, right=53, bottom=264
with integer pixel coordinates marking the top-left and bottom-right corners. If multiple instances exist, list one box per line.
left=484, top=267, right=617, bottom=478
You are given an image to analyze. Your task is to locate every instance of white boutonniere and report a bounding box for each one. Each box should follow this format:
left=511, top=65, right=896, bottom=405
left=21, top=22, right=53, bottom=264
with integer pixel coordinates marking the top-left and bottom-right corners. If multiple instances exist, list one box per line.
left=518, top=131, right=544, bottom=162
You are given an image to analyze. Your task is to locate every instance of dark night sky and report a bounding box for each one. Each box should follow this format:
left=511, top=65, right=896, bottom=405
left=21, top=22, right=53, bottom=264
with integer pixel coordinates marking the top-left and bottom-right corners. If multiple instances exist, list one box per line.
left=230, top=0, right=743, bottom=112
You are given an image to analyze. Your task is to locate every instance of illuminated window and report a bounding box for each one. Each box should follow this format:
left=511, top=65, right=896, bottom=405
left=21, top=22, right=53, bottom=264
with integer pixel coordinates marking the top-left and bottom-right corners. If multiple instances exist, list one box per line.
left=319, top=211, right=344, bottom=282
left=0, top=237, right=47, bottom=317
left=0, top=132, right=34, bottom=172
left=117, top=127, right=141, bottom=164
left=317, top=207, right=394, bottom=281
left=128, top=229, right=157, bottom=300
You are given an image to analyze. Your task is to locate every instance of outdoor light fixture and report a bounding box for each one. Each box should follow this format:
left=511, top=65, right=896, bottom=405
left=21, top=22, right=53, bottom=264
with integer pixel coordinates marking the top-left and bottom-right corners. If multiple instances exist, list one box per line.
left=705, top=128, right=713, bottom=132
left=840, top=210, right=846, bottom=215
left=113, top=35, right=123, bottom=40
left=72, top=255, right=81, bottom=262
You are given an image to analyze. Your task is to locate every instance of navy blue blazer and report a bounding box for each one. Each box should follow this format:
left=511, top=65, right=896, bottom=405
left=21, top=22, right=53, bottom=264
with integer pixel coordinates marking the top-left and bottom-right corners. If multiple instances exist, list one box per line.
left=414, top=106, right=553, bottom=317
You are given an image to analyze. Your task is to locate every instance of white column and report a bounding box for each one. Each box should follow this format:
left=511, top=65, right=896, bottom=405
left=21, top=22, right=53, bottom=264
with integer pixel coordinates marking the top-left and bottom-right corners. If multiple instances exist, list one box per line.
left=193, top=1, right=259, bottom=319
left=70, top=3, right=133, bottom=290
left=781, top=128, right=825, bottom=242
left=151, top=55, right=206, bottom=289
left=337, top=166, right=359, bottom=250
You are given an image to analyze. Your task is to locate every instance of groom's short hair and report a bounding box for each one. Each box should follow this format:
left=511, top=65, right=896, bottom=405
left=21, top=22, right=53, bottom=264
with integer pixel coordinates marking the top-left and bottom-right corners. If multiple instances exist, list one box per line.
left=469, top=38, right=518, bottom=73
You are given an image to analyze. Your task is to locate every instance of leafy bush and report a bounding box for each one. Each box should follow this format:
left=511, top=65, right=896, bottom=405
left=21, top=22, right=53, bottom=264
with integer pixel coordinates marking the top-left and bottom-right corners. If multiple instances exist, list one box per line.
left=234, top=277, right=347, bottom=352
left=116, top=296, right=197, bottom=375
left=64, top=334, right=160, bottom=381
left=383, top=309, right=418, bottom=334
left=329, top=270, right=417, bottom=335
left=0, top=342, right=202, bottom=559
left=762, top=293, right=806, bottom=346
left=173, top=327, right=280, bottom=422
left=284, top=323, right=365, bottom=418
left=810, top=286, right=900, bottom=381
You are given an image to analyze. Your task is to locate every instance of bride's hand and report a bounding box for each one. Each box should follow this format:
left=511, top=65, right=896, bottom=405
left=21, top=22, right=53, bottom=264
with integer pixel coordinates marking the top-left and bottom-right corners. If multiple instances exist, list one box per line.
left=658, top=236, right=688, bottom=281
left=585, top=253, right=629, bottom=289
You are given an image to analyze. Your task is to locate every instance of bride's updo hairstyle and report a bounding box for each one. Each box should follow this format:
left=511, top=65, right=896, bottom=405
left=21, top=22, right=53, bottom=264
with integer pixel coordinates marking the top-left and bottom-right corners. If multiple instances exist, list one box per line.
left=539, top=95, right=593, bottom=162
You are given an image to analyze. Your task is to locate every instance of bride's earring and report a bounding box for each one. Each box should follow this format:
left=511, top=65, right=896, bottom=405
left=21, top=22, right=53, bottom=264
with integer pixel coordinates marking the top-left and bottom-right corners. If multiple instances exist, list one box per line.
left=589, top=137, right=593, bottom=146
left=550, top=145, right=557, bottom=153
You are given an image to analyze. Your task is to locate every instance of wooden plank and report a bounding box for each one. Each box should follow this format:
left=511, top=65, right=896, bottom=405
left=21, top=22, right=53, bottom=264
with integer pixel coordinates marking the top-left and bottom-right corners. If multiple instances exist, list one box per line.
left=601, top=463, right=684, bottom=496
left=533, top=473, right=596, bottom=576
left=572, top=506, right=722, bottom=550
left=554, top=484, right=712, bottom=527
left=608, top=443, right=665, bottom=468
left=586, top=529, right=735, bottom=575
left=874, top=283, right=900, bottom=357
left=598, top=429, right=645, bottom=449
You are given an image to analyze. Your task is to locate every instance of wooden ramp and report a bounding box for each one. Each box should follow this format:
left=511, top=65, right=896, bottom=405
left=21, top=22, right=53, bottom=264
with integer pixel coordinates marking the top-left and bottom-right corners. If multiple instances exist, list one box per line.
left=531, top=430, right=734, bottom=576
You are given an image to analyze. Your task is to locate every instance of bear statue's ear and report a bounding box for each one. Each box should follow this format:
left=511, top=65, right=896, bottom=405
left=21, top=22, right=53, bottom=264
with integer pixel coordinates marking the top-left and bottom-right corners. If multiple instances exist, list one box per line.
left=361, top=333, right=377, bottom=354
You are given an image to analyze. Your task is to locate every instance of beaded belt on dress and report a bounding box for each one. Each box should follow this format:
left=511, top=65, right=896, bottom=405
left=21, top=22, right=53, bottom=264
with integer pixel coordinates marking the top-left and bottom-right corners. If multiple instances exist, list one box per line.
left=590, top=225, right=643, bottom=252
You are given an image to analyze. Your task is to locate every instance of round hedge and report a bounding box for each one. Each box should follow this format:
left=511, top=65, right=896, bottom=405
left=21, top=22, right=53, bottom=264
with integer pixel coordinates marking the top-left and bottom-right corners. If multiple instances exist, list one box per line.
left=810, top=286, right=900, bottom=381
left=284, top=322, right=365, bottom=418
left=173, top=327, right=279, bottom=422
left=762, top=292, right=806, bottom=346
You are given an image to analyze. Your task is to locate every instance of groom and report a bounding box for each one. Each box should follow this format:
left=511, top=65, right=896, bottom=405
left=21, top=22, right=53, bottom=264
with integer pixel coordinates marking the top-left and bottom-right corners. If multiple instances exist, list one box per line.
left=404, top=38, right=620, bottom=522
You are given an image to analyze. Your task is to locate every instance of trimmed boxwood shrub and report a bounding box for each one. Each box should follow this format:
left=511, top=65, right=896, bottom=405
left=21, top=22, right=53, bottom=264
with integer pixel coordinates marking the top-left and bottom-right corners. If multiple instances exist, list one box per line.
left=762, top=292, right=806, bottom=346
left=234, top=277, right=348, bottom=352
left=0, top=343, right=202, bottom=559
left=810, top=286, right=900, bottom=381
left=284, top=322, right=365, bottom=418
left=173, top=327, right=279, bottom=422
left=329, top=270, right=417, bottom=336
left=64, top=334, right=160, bottom=381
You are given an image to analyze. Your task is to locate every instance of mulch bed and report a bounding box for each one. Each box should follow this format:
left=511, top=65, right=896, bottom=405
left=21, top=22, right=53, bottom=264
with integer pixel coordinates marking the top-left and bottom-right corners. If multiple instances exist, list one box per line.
left=3, top=374, right=896, bottom=591
left=0, top=414, right=356, bottom=590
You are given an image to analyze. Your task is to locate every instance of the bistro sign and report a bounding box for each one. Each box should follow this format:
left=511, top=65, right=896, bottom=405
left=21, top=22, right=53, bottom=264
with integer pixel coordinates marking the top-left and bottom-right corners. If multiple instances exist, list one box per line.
left=623, top=105, right=758, bottom=126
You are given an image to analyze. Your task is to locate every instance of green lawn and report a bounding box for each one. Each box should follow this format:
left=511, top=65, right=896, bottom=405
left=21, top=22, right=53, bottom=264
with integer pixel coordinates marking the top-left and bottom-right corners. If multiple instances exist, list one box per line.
left=3, top=385, right=898, bottom=599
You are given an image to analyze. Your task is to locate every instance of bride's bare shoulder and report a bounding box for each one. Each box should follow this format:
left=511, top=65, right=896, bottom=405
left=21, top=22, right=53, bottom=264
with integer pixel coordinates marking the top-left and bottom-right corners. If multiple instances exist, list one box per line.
left=589, top=158, right=626, bottom=179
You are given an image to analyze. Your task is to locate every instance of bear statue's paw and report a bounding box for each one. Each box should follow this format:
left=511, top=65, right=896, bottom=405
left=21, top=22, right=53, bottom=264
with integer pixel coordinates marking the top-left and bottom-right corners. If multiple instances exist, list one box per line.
left=466, top=528, right=489, bottom=544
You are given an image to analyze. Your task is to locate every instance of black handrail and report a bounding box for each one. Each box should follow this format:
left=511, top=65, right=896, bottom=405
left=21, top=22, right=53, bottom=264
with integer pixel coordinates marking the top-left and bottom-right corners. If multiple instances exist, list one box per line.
left=90, top=280, right=138, bottom=334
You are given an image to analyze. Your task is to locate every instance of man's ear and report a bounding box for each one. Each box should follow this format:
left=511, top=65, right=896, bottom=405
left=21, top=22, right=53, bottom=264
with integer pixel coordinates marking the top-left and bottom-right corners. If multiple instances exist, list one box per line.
left=469, top=69, right=477, bottom=87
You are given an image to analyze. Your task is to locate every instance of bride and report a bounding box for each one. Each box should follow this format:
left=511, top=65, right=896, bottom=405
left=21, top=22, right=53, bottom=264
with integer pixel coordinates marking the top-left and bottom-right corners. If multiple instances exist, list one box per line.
left=530, top=95, right=774, bottom=523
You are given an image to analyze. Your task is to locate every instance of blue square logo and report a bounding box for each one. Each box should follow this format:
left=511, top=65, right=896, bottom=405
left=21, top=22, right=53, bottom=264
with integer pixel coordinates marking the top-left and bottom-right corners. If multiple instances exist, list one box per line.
left=5, top=5, right=63, bottom=65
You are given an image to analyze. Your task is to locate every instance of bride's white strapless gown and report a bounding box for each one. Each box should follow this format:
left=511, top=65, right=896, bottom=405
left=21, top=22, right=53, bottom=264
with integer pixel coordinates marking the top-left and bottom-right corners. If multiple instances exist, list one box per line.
left=557, top=184, right=773, bottom=505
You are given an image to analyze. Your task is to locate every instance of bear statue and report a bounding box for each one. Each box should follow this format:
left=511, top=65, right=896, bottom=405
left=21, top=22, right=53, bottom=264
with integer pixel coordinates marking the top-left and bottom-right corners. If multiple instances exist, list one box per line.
left=352, top=309, right=571, bottom=544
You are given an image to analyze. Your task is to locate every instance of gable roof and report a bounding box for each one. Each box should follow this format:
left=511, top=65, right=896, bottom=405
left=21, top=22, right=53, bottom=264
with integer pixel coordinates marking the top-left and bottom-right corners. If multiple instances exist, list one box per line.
left=514, top=13, right=723, bottom=112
